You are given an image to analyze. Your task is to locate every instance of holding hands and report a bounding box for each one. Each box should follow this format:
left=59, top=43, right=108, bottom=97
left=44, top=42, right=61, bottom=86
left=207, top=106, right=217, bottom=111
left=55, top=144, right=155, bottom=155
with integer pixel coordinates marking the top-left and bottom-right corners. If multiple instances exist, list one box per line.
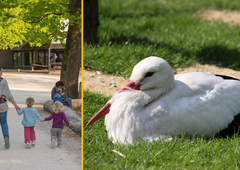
left=11, top=98, right=21, bottom=110
left=15, top=105, right=21, bottom=110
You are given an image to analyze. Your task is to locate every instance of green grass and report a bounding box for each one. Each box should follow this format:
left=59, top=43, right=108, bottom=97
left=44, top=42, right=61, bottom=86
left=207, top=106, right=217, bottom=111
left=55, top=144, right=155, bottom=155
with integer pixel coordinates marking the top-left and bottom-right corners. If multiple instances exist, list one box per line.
left=84, top=0, right=240, bottom=169
left=84, top=91, right=240, bottom=169
left=84, top=0, right=240, bottom=77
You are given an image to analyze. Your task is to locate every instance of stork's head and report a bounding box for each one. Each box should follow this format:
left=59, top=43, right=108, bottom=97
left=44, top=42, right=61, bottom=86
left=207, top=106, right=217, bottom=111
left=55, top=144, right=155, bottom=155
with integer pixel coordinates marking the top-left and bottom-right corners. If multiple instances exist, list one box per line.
left=86, top=56, right=175, bottom=126
left=130, top=56, right=175, bottom=90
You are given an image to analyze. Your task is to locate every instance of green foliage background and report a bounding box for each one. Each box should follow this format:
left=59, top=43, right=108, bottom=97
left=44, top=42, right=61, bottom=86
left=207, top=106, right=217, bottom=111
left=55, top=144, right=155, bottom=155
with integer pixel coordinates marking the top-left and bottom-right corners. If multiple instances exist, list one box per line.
left=84, top=0, right=240, bottom=77
left=0, top=0, right=80, bottom=49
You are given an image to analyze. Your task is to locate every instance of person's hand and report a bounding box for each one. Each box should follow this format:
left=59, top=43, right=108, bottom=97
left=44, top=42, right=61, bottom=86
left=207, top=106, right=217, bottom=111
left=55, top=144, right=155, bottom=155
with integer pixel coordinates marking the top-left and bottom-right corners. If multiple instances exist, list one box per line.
left=68, top=124, right=70, bottom=127
left=15, top=105, right=21, bottom=110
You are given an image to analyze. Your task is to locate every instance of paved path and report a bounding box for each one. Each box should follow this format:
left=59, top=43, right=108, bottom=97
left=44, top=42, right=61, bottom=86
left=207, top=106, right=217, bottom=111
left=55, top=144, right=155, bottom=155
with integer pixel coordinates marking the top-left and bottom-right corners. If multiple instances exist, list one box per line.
left=0, top=71, right=81, bottom=170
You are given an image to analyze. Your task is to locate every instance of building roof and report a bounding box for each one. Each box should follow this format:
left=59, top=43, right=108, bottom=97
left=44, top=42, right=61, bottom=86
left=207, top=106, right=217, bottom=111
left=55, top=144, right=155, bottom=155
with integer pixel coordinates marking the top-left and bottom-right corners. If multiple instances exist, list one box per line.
left=12, top=41, right=64, bottom=51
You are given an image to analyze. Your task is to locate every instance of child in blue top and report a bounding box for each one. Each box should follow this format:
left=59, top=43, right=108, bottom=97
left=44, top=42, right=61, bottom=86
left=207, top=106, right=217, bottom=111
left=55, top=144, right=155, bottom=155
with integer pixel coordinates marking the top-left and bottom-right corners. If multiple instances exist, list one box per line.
left=17, top=97, right=43, bottom=149
left=53, top=88, right=63, bottom=102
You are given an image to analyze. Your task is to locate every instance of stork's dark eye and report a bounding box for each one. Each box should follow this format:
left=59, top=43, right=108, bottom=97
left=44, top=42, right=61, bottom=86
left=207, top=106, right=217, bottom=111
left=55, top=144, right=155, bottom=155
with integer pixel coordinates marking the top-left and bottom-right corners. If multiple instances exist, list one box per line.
left=144, top=72, right=154, bottom=78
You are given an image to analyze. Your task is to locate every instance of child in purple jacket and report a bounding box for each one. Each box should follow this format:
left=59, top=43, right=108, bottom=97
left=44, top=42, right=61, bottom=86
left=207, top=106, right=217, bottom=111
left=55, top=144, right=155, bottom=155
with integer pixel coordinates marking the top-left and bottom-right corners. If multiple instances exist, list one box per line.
left=44, top=101, right=70, bottom=148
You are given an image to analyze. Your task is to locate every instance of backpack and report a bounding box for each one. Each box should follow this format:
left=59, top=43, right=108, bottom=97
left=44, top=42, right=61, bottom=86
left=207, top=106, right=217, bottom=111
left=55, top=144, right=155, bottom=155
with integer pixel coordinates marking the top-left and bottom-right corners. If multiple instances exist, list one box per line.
left=0, top=78, right=7, bottom=104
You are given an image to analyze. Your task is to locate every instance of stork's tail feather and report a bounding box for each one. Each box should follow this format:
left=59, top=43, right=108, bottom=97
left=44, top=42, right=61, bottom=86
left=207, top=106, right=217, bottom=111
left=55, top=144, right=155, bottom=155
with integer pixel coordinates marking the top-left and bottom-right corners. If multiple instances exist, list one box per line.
left=215, top=74, right=240, bottom=81
left=217, top=114, right=240, bottom=138
left=214, top=74, right=240, bottom=138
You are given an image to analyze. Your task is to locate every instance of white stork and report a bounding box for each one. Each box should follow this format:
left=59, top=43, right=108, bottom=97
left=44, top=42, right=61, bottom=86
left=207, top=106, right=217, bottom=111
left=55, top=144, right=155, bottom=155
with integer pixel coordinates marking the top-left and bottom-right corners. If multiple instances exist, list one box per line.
left=87, top=56, right=240, bottom=144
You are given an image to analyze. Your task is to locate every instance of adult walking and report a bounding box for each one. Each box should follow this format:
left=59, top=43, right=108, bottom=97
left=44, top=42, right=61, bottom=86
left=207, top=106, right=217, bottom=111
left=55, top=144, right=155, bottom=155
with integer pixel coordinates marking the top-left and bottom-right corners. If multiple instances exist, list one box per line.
left=51, top=81, right=72, bottom=108
left=0, top=67, right=21, bottom=149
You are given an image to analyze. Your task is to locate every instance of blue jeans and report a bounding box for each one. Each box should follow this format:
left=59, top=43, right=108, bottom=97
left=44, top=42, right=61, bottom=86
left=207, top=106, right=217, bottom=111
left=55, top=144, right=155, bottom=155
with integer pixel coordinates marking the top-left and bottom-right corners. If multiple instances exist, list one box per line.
left=0, top=111, right=9, bottom=138
left=51, top=128, right=62, bottom=144
left=63, top=98, right=72, bottom=108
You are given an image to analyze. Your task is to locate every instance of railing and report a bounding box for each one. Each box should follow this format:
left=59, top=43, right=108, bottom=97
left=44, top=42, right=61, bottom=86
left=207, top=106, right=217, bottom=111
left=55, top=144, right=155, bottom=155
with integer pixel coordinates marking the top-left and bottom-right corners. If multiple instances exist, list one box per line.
left=30, top=62, right=62, bottom=71
left=30, top=64, right=49, bottom=71
left=50, top=62, right=62, bottom=70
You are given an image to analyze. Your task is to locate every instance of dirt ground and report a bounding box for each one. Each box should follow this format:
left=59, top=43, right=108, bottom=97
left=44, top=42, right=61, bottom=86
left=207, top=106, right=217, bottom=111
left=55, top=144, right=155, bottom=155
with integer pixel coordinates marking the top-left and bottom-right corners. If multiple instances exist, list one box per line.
left=200, top=9, right=240, bottom=26
left=83, top=10, right=240, bottom=96
left=83, top=64, right=240, bottom=96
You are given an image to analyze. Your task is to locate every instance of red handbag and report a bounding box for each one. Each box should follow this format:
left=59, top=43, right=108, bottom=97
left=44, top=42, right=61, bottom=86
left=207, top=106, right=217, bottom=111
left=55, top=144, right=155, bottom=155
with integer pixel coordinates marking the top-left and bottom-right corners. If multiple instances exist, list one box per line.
left=0, top=95, right=7, bottom=104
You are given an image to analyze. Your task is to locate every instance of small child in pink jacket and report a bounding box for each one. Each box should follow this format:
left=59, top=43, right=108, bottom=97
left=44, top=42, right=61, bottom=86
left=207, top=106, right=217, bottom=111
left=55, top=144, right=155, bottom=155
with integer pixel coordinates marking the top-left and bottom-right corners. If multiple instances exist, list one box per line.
left=44, top=101, right=70, bottom=148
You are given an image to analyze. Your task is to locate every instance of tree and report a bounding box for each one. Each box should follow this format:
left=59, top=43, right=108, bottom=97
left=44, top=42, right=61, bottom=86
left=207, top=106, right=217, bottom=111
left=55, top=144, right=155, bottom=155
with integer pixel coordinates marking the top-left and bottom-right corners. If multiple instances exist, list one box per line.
left=0, top=0, right=70, bottom=48
left=84, top=0, right=99, bottom=44
left=0, top=0, right=81, bottom=99
left=60, top=0, right=81, bottom=99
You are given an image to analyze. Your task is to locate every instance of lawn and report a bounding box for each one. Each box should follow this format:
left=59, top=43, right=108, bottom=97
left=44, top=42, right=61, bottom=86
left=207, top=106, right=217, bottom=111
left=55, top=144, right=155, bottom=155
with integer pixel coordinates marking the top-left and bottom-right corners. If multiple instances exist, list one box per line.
left=84, top=91, right=240, bottom=169
left=83, top=0, right=240, bottom=169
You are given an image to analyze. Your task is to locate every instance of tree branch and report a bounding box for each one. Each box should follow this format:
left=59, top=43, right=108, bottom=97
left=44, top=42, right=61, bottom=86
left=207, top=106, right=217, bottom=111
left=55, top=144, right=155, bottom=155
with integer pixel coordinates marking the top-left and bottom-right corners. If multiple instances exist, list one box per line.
left=21, top=13, right=63, bottom=23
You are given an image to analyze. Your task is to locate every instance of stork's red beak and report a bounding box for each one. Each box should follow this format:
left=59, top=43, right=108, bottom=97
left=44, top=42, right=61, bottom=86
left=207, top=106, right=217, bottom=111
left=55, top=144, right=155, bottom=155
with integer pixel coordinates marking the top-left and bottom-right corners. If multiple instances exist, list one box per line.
left=86, top=80, right=140, bottom=126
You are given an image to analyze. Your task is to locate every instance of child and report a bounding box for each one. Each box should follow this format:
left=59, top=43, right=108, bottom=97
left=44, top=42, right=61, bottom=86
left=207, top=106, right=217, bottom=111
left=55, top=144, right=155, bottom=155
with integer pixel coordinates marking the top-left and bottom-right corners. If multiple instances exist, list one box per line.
left=44, top=101, right=70, bottom=148
left=17, top=97, right=43, bottom=149
left=53, top=88, right=63, bottom=102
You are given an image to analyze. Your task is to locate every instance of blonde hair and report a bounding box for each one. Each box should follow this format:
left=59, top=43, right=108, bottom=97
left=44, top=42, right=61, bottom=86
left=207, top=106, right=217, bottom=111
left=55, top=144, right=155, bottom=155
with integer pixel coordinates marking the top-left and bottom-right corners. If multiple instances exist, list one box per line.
left=56, top=88, right=62, bottom=94
left=52, top=101, right=64, bottom=114
left=26, top=97, right=34, bottom=107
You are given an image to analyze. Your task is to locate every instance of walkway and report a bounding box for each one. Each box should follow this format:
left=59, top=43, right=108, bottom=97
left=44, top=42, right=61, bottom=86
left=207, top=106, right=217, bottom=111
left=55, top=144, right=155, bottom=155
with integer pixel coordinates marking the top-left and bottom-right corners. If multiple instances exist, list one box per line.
left=0, top=71, right=81, bottom=170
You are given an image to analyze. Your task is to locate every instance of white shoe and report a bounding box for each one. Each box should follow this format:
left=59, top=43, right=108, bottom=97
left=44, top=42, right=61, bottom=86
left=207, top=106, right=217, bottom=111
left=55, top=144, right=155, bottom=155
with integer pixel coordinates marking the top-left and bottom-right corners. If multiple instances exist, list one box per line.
left=31, top=141, right=35, bottom=146
left=26, top=143, right=31, bottom=149
left=51, top=139, right=55, bottom=148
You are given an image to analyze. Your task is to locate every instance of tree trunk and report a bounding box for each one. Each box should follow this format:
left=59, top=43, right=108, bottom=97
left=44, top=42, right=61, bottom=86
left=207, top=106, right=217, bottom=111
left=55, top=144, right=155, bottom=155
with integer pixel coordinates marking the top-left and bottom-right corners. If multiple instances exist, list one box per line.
left=84, top=0, right=99, bottom=44
left=60, top=0, right=81, bottom=99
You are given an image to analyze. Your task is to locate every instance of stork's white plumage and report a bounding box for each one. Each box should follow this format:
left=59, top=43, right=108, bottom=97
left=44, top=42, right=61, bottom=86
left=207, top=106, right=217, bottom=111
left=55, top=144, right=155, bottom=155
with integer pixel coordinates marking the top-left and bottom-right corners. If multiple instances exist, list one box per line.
left=87, top=56, right=240, bottom=144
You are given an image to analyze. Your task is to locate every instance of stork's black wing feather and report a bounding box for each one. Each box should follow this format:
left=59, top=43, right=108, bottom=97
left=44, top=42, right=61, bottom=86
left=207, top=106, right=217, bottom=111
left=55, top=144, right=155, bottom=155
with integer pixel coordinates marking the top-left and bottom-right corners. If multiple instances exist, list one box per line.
left=215, top=74, right=240, bottom=138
